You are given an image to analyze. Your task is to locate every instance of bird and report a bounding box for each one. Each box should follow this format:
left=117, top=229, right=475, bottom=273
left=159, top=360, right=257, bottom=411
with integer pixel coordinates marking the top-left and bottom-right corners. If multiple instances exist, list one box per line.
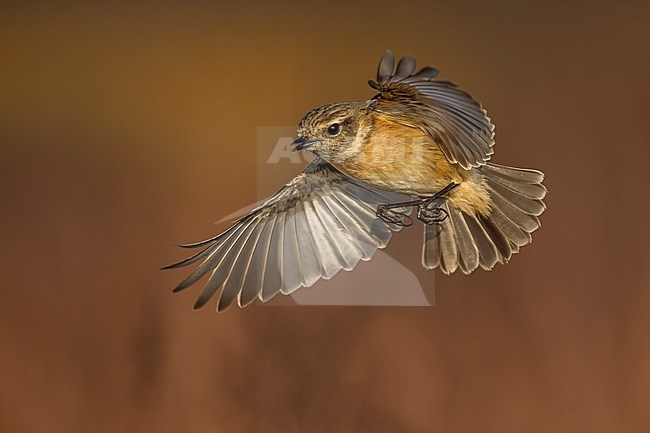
left=163, top=50, right=547, bottom=312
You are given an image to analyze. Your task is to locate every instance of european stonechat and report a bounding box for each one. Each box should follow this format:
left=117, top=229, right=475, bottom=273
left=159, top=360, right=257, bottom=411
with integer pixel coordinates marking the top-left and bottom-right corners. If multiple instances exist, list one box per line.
left=164, top=50, right=547, bottom=312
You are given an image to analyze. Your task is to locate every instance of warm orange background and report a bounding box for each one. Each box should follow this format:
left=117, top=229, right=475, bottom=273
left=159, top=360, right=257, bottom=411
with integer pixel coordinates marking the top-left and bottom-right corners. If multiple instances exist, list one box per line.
left=1, top=2, right=649, bottom=432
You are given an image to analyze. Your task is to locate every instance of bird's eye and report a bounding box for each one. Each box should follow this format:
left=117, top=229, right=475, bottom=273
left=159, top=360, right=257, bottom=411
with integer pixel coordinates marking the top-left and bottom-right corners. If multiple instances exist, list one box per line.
left=327, top=123, right=341, bottom=136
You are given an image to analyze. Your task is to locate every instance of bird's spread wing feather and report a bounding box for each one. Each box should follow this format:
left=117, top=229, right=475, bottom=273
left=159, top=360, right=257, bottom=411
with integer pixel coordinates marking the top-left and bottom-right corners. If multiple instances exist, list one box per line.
left=163, top=159, right=411, bottom=311
left=368, top=50, right=495, bottom=170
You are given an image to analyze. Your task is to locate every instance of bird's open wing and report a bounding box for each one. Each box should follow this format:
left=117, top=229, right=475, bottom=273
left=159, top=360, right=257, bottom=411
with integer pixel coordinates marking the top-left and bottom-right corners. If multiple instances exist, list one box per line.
left=164, top=159, right=411, bottom=312
left=368, top=50, right=495, bottom=170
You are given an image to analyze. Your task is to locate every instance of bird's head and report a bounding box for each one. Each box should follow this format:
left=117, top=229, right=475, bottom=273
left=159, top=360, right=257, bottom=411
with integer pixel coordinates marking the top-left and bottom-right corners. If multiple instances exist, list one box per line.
left=292, top=101, right=372, bottom=163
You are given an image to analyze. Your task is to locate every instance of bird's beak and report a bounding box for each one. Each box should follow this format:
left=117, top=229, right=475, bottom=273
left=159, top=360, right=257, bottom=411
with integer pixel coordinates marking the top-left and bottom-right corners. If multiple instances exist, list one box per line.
left=291, top=136, right=319, bottom=152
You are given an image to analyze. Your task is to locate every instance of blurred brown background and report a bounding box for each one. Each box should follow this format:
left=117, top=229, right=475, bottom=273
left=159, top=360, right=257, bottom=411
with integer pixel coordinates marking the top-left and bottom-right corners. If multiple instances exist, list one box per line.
left=1, top=1, right=649, bottom=432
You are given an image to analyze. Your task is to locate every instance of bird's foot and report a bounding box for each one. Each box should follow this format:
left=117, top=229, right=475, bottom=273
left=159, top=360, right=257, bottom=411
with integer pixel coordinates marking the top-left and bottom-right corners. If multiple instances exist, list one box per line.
left=416, top=182, right=459, bottom=225
left=417, top=204, right=449, bottom=225
left=376, top=204, right=414, bottom=227
left=376, top=182, right=459, bottom=227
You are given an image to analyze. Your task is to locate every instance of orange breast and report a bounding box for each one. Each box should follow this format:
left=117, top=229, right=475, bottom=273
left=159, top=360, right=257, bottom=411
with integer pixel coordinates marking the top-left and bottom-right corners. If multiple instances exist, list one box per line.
left=336, top=117, right=462, bottom=195
left=334, top=116, right=492, bottom=216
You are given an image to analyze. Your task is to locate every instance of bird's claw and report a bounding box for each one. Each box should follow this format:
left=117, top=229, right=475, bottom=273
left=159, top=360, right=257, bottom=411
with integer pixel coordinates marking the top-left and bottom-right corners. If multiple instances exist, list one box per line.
left=417, top=204, right=449, bottom=225
left=376, top=182, right=459, bottom=227
left=377, top=205, right=414, bottom=227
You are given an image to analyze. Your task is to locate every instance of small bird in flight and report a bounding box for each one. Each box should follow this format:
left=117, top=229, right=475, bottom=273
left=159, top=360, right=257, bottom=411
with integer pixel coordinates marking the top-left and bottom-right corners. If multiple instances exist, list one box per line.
left=164, top=50, right=547, bottom=312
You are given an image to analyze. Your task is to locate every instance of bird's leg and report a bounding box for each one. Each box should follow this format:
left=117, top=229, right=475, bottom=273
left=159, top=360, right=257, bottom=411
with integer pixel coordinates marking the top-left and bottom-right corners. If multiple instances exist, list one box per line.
left=376, top=183, right=459, bottom=227
left=417, top=182, right=459, bottom=225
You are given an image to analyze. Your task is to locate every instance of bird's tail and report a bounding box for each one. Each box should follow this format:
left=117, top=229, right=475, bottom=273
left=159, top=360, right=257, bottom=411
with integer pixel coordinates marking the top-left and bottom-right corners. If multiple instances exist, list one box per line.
left=423, top=163, right=547, bottom=274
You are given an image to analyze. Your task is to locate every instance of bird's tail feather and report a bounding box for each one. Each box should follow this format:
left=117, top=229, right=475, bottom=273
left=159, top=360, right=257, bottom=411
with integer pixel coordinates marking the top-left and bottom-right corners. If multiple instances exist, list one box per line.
left=423, top=163, right=547, bottom=274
